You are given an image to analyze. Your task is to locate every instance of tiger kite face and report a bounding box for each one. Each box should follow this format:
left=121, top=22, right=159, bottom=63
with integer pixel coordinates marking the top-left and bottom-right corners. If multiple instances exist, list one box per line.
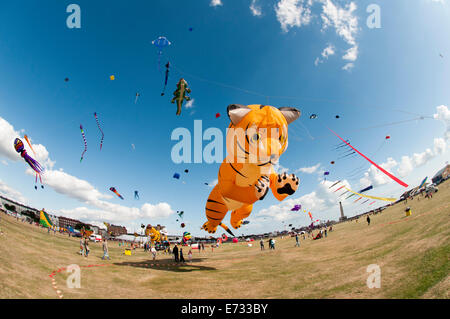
left=225, top=104, right=301, bottom=166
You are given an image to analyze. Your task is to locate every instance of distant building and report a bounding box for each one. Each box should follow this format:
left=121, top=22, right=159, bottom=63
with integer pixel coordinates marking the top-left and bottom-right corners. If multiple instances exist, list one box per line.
left=108, top=224, right=127, bottom=236
left=432, top=164, right=450, bottom=184
left=58, top=216, right=81, bottom=229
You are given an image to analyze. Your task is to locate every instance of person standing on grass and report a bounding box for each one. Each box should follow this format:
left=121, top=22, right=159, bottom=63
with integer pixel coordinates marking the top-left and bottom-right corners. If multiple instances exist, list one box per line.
left=151, top=246, right=157, bottom=261
left=179, top=247, right=185, bottom=263
left=84, top=238, right=90, bottom=257
left=188, top=249, right=192, bottom=263
left=295, top=234, right=300, bottom=247
left=173, top=244, right=179, bottom=262
left=80, top=239, right=84, bottom=255
left=367, top=215, right=371, bottom=226
left=102, top=238, right=110, bottom=260
left=260, top=238, right=264, bottom=250
left=324, top=228, right=328, bottom=237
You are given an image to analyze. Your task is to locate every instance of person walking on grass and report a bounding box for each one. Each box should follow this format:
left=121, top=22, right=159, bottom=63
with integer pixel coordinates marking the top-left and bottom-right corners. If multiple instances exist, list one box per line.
left=80, top=239, right=84, bottom=255
left=295, top=234, right=300, bottom=247
left=367, top=215, right=371, bottom=226
left=260, top=238, right=264, bottom=250
left=102, top=238, right=110, bottom=260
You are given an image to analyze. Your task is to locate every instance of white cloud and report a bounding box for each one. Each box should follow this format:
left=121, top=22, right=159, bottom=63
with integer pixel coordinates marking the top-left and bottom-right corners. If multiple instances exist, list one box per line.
left=0, top=179, right=27, bottom=204
left=342, top=62, right=354, bottom=71
left=342, top=45, right=358, bottom=61
left=275, top=0, right=313, bottom=32
left=0, top=117, right=22, bottom=161
left=433, top=105, right=450, bottom=141
left=185, top=98, right=195, bottom=109
left=296, top=163, right=321, bottom=174
left=210, top=0, right=223, bottom=7
left=315, top=44, right=335, bottom=66
left=250, top=0, right=262, bottom=16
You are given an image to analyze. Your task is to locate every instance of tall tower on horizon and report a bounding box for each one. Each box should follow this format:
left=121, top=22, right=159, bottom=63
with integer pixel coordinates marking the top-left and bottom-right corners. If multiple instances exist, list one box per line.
left=339, top=201, right=347, bottom=221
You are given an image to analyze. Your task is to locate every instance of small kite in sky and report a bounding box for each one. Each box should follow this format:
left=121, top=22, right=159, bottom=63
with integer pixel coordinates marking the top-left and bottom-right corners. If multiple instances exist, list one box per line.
left=134, top=191, right=139, bottom=200
left=330, top=161, right=335, bottom=164
left=385, top=135, right=391, bottom=140
left=109, top=187, right=124, bottom=200
left=171, top=78, right=191, bottom=116
left=173, top=173, right=180, bottom=179
left=161, top=62, right=170, bottom=96
left=335, top=115, right=340, bottom=119
left=291, top=204, right=302, bottom=212
left=93, top=112, right=104, bottom=150
left=131, top=144, right=135, bottom=150
left=177, top=211, right=184, bottom=219
left=346, top=185, right=373, bottom=199
left=64, top=77, right=69, bottom=82
left=216, top=113, right=221, bottom=118
left=184, top=169, right=189, bottom=173
left=309, top=114, right=317, bottom=119
left=440, top=53, right=444, bottom=58
left=180, top=223, right=185, bottom=228
left=152, top=36, right=171, bottom=69
left=110, top=75, right=115, bottom=81
left=189, top=27, right=193, bottom=32
left=135, top=93, right=140, bottom=104
left=14, top=138, right=44, bottom=188
left=242, top=220, right=250, bottom=225
left=328, top=127, right=408, bottom=187
left=79, top=124, right=87, bottom=162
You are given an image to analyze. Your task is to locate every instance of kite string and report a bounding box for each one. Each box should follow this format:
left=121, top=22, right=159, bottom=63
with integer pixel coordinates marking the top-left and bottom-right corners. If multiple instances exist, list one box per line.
left=169, top=61, right=433, bottom=119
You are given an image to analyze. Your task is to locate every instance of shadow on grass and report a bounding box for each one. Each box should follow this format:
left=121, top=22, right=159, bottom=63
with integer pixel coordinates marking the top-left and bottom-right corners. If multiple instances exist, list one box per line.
left=113, top=258, right=216, bottom=272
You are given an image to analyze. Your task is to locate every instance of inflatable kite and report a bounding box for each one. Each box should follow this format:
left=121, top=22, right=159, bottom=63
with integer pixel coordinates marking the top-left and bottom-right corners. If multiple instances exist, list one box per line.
left=110, top=75, right=115, bottom=81
left=201, top=104, right=301, bottom=234
left=134, top=191, right=139, bottom=200
left=171, top=78, right=191, bottom=116
left=177, top=211, right=184, bottom=219
left=221, top=234, right=228, bottom=242
left=39, top=210, right=53, bottom=228
left=291, top=204, right=301, bottom=211
left=182, top=232, right=192, bottom=244
left=109, top=187, right=124, bottom=200
left=93, top=112, right=104, bottom=150
left=216, top=113, right=221, bottom=118
left=328, top=128, right=408, bottom=187
left=173, top=173, right=180, bottom=179
left=14, top=138, right=44, bottom=188
left=419, top=176, right=428, bottom=189
left=145, top=224, right=162, bottom=244
left=232, top=238, right=239, bottom=243
left=79, top=124, right=87, bottom=162
left=180, top=223, right=185, bottom=228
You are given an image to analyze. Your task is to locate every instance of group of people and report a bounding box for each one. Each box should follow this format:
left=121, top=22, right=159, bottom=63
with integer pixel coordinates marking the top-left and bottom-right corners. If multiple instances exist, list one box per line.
left=78, top=237, right=110, bottom=260
left=171, top=244, right=192, bottom=263
left=259, top=238, right=276, bottom=250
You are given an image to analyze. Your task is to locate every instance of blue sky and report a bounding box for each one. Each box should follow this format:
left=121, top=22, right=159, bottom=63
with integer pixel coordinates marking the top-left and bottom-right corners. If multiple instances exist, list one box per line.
left=0, top=0, right=449, bottom=236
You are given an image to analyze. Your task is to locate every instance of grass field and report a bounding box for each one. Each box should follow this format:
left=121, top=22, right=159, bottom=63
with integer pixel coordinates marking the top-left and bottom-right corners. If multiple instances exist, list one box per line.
left=0, top=180, right=449, bottom=299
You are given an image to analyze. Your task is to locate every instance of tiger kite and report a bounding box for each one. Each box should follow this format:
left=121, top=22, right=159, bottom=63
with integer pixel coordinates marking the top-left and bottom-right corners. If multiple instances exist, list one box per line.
left=201, top=104, right=301, bottom=234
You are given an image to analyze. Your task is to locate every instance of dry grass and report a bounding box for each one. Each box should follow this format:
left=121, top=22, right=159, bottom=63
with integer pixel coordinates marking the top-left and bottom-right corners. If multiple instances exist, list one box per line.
left=0, top=180, right=449, bottom=299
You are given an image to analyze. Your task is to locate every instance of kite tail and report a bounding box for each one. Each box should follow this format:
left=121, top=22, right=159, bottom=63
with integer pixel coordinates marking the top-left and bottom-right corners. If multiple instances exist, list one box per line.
left=80, top=125, right=87, bottom=162
left=24, top=135, right=36, bottom=156
left=94, top=113, right=104, bottom=150
left=219, top=223, right=235, bottom=237
left=21, top=150, right=43, bottom=174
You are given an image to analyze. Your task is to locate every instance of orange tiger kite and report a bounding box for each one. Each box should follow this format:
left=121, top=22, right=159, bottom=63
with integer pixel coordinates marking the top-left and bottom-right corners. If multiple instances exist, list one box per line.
left=201, top=104, right=301, bottom=234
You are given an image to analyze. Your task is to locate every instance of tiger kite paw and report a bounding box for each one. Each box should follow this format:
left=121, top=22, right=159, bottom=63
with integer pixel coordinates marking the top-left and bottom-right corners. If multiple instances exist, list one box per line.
left=230, top=218, right=243, bottom=229
left=254, top=176, right=270, bottom=201
left=201, top=221, right=219, bottom=234
left=273, top=173, right=299, bottom=200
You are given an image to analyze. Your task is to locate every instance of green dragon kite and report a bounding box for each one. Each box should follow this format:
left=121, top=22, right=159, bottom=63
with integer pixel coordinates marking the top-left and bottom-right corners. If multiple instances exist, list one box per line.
left=171, top=78, right=191, bottom=115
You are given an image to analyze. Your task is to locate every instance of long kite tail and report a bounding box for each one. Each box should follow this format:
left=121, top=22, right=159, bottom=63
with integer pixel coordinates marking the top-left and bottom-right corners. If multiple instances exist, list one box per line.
left=93, top=112, right=104, bottom=150
left=80, top=124, right=87, bottom=162
left=327, top=127, right=408, bottom=188
left=23, top=135, right=36, bottom=157
left=21, top=150, right=43, bottom=174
